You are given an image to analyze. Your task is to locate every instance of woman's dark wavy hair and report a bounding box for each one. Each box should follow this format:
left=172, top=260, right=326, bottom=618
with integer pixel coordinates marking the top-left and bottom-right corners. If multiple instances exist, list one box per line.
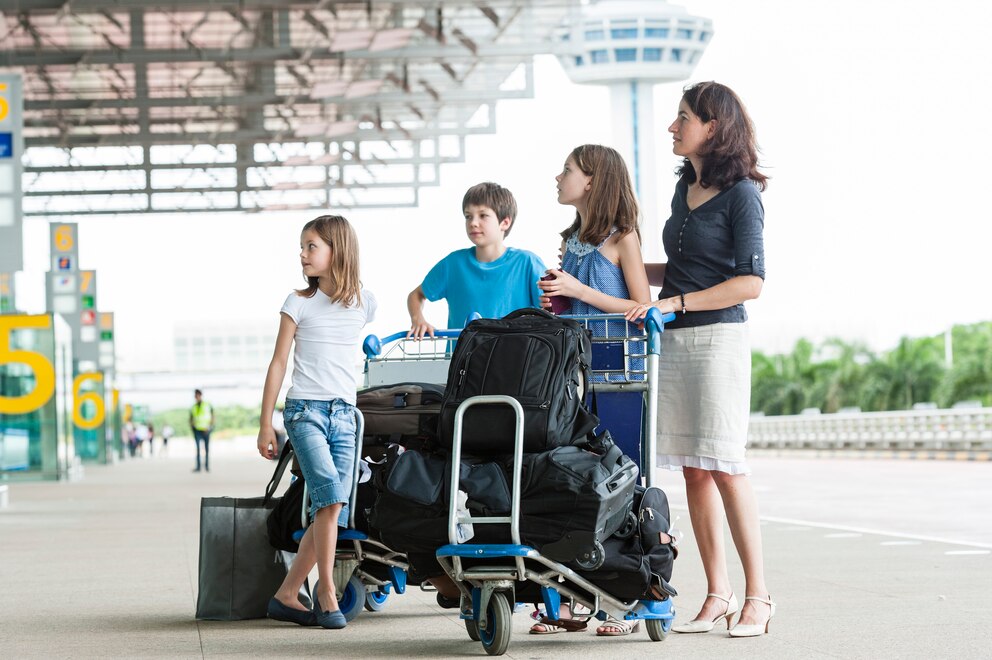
left=676, top=81, right=768, bottom=191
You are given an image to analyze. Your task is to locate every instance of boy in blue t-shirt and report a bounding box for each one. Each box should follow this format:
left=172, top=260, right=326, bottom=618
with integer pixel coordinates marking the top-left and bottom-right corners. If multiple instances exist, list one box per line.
left=407, top=182, right=546, bottom=337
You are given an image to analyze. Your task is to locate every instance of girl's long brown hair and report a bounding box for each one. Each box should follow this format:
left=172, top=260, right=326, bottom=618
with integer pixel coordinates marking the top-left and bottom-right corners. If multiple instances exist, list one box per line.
left=296, top=214, right=362, bottom=306
left=559, top=144, right=641, bottom=246
left=676, top=81, right=768, bottom=191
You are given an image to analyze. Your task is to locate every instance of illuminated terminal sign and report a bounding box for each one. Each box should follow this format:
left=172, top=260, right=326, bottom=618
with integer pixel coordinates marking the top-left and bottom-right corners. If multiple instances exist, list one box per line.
left=0, top=74, right=24, bottom=271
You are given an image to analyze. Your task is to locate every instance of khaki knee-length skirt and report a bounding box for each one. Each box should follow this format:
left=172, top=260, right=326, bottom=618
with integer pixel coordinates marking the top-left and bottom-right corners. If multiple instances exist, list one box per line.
left=656, top=322, right=752, bottom=475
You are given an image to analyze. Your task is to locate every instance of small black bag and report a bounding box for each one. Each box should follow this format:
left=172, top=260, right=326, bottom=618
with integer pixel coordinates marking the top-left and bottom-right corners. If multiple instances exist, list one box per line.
left=264, top=443, right=307, bottom=553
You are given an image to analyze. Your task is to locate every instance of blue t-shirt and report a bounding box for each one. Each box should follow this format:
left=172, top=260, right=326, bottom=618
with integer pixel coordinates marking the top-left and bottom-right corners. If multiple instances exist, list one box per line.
left=421, top=247, right=546, bottom=328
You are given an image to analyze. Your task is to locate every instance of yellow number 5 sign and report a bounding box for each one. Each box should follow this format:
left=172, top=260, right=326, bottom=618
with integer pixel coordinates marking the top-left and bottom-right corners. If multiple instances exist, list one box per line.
left=0, top=315, right=56, bottom=414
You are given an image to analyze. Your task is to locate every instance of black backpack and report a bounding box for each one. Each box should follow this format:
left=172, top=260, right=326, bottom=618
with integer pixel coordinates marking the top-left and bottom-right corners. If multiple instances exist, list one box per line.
left=439, top=308, right=598, bottom=454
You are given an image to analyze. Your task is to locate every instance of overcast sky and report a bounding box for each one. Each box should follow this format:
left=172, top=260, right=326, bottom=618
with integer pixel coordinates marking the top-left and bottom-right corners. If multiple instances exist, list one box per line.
left=15, top=0, right=992, bottom=372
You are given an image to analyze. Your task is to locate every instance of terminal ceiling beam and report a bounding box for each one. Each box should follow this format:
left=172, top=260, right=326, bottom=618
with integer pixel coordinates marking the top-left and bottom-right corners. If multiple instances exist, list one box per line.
left=0, top=0, right=578, bottom=215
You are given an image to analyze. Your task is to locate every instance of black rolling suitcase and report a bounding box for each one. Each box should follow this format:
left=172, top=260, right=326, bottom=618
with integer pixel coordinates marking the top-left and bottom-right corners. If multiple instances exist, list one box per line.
left=578, top=486, right=679, bottom=600
left=517, top=436, right=639, bottom=570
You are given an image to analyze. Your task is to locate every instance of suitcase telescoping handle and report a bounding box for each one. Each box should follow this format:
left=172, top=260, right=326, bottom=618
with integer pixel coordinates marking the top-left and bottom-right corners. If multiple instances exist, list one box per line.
left=607, top=463, right=639, bottom=492
left=502, top=307, right=557, bottom=322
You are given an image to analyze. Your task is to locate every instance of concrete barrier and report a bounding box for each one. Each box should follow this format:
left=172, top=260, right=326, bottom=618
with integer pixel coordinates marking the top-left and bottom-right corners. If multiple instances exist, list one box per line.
left=748, top=407, right=992, bottom=451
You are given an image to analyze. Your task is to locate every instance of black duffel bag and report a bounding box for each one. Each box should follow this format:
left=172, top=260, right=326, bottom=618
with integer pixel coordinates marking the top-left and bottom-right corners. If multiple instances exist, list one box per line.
left=438, top=308, right=598, bottom=455
left=366, top=447, right=512, bottom=556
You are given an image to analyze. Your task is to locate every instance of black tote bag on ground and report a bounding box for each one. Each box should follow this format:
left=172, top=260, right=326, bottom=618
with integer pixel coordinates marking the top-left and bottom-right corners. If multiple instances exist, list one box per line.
left=194, top=496, right=287, bottom=620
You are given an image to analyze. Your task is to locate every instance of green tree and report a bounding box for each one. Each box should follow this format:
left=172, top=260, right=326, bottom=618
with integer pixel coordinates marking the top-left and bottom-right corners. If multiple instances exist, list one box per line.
left=857, top=336, right=943, bottom=411
left=938, top=323, right=992, bottom=406
left=751, top=339, right=819, bottom=415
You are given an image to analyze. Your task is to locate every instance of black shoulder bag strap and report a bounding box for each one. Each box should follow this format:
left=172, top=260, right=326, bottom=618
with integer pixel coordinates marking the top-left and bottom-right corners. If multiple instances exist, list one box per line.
left=263, top=441, right=294, bottom=504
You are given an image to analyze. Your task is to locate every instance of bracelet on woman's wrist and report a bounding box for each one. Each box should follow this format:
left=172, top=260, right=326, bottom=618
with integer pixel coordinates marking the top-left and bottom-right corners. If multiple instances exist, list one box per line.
left=680, top=292, right=687, bottom=315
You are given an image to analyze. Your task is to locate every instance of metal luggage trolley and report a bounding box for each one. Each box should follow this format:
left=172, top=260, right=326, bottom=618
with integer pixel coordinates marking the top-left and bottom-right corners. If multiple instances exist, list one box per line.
left=297, top=409, right=409, bottom=621
left=362, top=314, right=479, bottom=388
left=435, top=308, right=676, bottom=655
left=342, top=325, right=466, bottom=612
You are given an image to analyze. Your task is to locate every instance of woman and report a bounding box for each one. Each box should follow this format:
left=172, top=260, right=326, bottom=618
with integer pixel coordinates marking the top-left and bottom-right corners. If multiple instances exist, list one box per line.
left=625, top=81, right=774, bottom=638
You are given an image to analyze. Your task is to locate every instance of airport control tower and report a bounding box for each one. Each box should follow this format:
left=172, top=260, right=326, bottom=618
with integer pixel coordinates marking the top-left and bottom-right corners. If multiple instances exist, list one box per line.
left=557, top=0, right=713, bottom=261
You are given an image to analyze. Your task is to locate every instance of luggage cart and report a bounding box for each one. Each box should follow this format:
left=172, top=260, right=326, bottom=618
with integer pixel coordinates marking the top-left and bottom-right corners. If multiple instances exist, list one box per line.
left=355, top=325, right=463, bottom=604
left=363, top=320, right=474, bottom=387
left=435, top=308, right=676, bottom=655
left=298, top=409, right=411, bottom=621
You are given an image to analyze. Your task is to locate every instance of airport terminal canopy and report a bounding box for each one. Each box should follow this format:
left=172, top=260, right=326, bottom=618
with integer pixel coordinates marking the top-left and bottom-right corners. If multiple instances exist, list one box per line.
left=0, top=0, right=579, bottom=216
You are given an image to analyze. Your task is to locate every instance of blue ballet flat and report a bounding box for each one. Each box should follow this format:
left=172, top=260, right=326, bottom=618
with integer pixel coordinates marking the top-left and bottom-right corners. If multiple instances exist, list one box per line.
left=267, top=597, right=318, bottom=627
left=312, top=580, right=347, bottom=629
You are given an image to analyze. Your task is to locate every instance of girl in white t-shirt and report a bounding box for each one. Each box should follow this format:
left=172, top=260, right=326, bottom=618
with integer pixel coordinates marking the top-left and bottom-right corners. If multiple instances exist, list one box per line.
left=257, top=215, right=377, bottom=630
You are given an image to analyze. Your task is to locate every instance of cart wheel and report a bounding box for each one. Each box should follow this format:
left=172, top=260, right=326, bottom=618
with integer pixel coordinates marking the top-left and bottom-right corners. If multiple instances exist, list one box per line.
left=465, top=619, right=482, bottom=641
left=364, top=589, right=389, bottom=612
left=478, top=591, right=512, bottom=656
left=646, top=618, right=670, bottom=642
left=574, top=540, right=605, bottom=571
left=613, top=511, right=638, bottom=540
left=337, top=576, right=366, bottom=622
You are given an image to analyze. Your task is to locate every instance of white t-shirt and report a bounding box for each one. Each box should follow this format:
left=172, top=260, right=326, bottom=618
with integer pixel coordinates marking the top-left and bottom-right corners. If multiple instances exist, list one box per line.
left=280, top=288, right=377, bottom=404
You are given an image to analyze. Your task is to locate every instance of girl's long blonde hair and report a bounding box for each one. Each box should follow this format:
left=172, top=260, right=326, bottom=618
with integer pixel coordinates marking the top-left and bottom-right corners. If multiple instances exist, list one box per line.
left=296, top=215, right=362, bottom=306
left=559, top=144, right=641, bottom=246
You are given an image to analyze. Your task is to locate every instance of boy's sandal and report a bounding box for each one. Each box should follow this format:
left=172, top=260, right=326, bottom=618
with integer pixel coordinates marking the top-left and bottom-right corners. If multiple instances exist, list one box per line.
left=596, top=618, right=640, bottom=637
left=529, top=616, right=589, bottom=634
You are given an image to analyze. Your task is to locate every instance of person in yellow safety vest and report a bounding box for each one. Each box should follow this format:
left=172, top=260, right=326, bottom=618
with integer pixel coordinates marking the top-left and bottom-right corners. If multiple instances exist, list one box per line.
left=189, top=389, right=215, bottom=473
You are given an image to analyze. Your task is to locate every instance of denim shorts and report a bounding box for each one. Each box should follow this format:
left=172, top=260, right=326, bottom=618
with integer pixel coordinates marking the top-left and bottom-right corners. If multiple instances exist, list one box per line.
left=283, top=398, right=357, bottom=527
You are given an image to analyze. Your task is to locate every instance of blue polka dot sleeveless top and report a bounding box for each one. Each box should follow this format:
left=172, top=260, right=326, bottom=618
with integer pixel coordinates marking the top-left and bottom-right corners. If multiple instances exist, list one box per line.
left=561, top=229, right=644, bottom=382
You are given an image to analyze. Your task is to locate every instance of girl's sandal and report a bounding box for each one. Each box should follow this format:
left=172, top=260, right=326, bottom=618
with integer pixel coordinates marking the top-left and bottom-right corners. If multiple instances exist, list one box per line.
left=596, top=618, right=641, bottom=637
left=529, top=616, right=589, bottom=634
left=529, top=621, right=564, bottom=634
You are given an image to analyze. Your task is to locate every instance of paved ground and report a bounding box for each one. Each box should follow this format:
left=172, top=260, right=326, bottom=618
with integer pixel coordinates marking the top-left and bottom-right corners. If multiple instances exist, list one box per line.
left=2, top=438, right=990, bottom=658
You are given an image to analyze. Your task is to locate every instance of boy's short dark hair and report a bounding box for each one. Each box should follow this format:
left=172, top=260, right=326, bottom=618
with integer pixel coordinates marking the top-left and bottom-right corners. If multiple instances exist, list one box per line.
left=462, top=182, right=518, bottom=237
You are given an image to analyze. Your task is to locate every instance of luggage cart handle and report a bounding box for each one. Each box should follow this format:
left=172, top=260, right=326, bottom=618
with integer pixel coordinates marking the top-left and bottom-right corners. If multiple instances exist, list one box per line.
left=362, top=329, right=462, bottom=358
left=447, top=395, right=526, bottom=547
left=643, top=308, right=676, bottom=356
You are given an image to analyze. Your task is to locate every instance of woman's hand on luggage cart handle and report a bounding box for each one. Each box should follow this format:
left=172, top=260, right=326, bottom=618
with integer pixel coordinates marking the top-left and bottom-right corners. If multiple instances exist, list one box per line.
left=624, top=298, right=678, bottom=327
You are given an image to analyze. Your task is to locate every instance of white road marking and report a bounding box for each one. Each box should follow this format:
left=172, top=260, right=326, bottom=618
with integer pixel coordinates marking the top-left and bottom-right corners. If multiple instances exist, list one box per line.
left=944, top=550, right=991, bottom=556
left=758, top=515, right=992, bottom=550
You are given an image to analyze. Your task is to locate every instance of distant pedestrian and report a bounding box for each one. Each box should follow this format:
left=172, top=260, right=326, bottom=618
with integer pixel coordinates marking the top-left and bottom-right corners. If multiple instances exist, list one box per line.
left=135, top=423, right=149, bottom=457
left=161, top=424, right=173, bottom=456
left=147, top=422, right=155, bottom=456
left=189, top=389, right=215, bottom=472
left=125, top=422, right=136, bottom=457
